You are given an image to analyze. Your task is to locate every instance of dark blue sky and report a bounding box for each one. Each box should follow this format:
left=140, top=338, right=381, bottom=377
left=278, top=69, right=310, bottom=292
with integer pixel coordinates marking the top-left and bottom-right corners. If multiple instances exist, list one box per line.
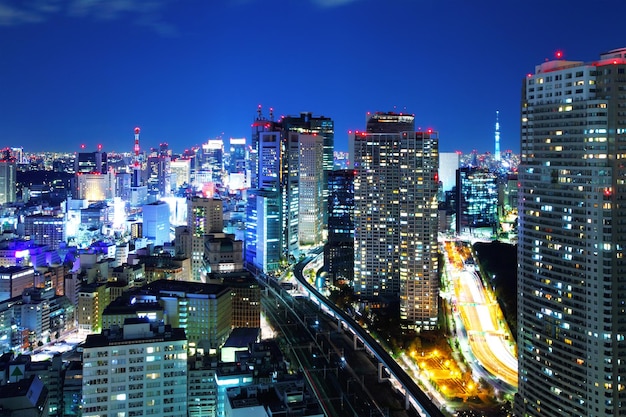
left=1, top=0, right=625, bottom=154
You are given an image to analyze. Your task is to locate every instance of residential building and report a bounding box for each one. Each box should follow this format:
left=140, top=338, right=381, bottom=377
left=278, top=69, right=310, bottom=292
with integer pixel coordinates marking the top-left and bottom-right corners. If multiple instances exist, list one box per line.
left=81, top=318, right=187, bottom=417
left=516, top=47, right=626, bottom=417
left=350, top=112, right=439, bottom=329
left=77, top=282, right=109, bottom=334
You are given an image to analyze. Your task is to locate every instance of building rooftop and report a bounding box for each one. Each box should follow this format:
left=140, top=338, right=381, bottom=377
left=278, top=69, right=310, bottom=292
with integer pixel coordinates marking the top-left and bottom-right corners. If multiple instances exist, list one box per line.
left=142, top=278, right=230, bottom=299
left=82, top=318, right=186, bottom=348
left=223, top=327, right=260, bottom=348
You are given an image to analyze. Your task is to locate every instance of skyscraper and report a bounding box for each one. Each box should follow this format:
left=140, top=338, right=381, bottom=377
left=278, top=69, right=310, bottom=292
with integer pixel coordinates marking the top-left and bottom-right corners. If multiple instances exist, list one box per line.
left=282, top=112, right=335, bottom=228
left=228, top=137, right=247, bottom=174
left=516, top=47, right=626, bottom=417
left=245, top=108, right=289, bottom=273
left=455, top=167, right=498, bottom=236
left=324, top=169, right=354, bottom=284
left=170, top=158, right=191, bottom=190
left=351, top=112, right=439, bottom=329
left=188, top=196, right=223, bottom=282
left=245, top=188, right=281, bottom=273
left=0, top=157, right=16, bottom=205
left=298, top=133, right=324, bottom=246
left=245, top=108, right=334, bottom=272
left=199, top=138, right=224, bottom=184
left=74, top=150, right=107, bottom=174
left=146, top=154, right=171, bottom=199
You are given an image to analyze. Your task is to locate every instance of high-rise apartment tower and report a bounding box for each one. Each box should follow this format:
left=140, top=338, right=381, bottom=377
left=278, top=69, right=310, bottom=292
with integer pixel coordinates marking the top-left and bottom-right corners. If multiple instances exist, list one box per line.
left=351, top=112, right=439, bottom=329
left=516, top=47, right=626, bottom=417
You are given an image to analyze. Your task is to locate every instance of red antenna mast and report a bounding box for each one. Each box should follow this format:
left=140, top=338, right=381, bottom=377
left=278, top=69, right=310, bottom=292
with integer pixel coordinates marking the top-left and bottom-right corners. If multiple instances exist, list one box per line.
left=134, top=127, right=140, bottom=167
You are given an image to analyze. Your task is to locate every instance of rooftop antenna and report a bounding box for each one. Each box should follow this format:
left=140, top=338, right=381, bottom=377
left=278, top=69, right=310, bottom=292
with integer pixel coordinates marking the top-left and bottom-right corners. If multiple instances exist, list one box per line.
left=132, top=127, right=142, bottom=187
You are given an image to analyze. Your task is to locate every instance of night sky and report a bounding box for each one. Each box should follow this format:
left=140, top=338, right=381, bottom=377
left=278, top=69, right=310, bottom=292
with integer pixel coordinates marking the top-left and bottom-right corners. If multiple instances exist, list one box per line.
left=1, top=0, right=625, bottom=154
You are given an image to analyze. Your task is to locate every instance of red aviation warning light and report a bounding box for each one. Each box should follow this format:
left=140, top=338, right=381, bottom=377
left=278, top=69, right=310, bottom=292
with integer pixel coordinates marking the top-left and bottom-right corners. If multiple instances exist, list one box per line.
left=555, top=50, right=563, bottom=59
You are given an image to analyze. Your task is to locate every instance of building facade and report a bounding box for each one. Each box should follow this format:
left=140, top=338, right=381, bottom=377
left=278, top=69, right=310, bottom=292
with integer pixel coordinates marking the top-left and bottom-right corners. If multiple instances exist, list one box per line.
left=188, top=197, right=223, bottom=282
left=0, top=266, right=34, bottom=303
left=298, top=134, right=324, bottom=246
left=324, top=169, right=354, bottom=284
left=23, top=214, right=65, bottom=250
left=143, top=200, right=171, bottom=246
left=455, top=167, right=498, bottom=235
left=143, top=279, right=233, bottom=353
left=0, top=159, right=16, bottom=205
left=204, top=233, right=243, bottom=274
left=146, top=155, right=172, bottom=199
left=282, top=112, right=335, bottom=234
left=74, top=151, right=107, bottom=174
left=170, top=158, right=191, bottom=190
left=75, top=172, right=115, bottom=201
left=351, top=112, right=439, bottom=329
left=81, top=319, right=188, bottom=417
left=516, top=47, right=626, bottom=417
left=244, top=189, right=281, bottom=274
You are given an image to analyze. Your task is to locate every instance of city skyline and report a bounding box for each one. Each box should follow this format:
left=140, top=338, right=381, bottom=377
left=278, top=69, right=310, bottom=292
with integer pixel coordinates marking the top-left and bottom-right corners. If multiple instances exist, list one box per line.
left=1, top=0, right=625, bottom=154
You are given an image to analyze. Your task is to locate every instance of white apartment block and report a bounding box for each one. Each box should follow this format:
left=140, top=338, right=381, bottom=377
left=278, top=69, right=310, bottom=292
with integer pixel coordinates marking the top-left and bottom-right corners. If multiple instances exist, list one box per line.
left=82, top=319, right=188, bottom=417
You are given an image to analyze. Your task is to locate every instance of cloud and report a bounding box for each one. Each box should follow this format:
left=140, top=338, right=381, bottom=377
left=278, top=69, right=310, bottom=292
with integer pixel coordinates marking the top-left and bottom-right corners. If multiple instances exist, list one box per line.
left=0, top=1, right=50, bottom=26
left=0, top=0, right=177, bottom=35
left=310, top=0, right=361, bottom=7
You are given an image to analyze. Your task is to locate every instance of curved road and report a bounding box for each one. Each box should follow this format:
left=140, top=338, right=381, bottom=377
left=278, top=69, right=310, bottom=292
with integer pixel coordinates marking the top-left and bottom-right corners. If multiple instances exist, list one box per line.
left=447, top=242, right=518, bottom=388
